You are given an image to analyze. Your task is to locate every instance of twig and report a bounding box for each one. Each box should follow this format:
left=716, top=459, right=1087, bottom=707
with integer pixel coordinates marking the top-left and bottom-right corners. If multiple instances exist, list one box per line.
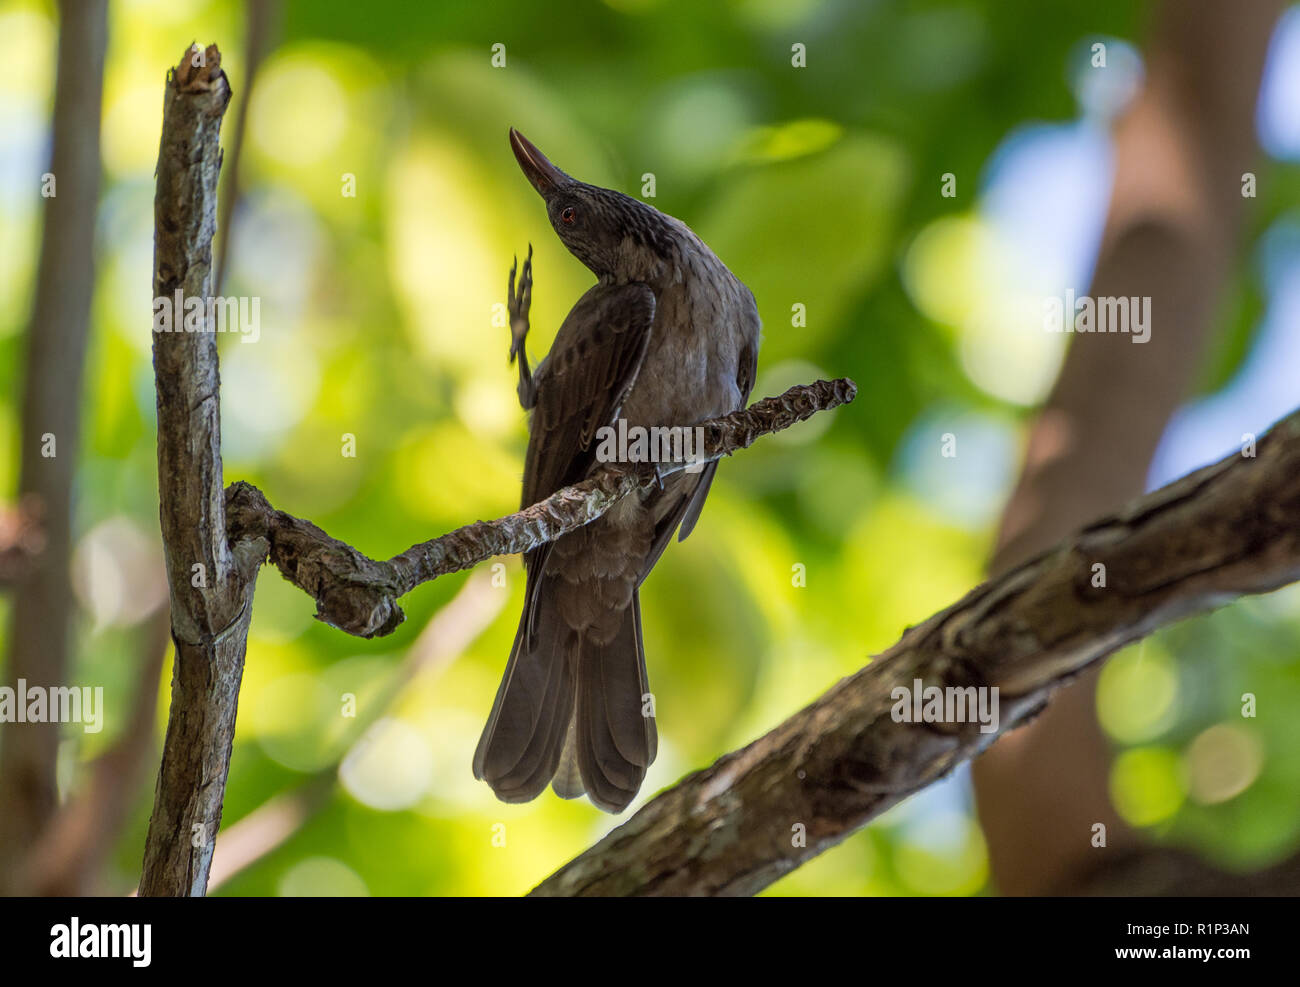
left=531, top=408, right=1300, bottom=896
left=225, top=378, right=858, bottom=639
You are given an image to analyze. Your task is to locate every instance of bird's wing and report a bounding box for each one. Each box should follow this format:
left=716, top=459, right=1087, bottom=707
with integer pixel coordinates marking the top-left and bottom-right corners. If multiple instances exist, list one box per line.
left=632, top=298, right=760, bottom=586
left=520, top=281, right=656, bottom=642
left=672, top=304, right=760, bottom=544
left=522, top=281, right=656, bottom=506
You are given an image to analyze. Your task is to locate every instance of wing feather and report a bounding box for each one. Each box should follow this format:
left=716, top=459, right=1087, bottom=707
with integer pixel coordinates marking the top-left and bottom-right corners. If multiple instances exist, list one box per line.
left=519, top=282, right=656, bottom=650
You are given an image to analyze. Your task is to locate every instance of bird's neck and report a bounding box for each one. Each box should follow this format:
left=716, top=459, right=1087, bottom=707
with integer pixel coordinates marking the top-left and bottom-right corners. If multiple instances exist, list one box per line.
left=612, top=223, right=716, bottom=292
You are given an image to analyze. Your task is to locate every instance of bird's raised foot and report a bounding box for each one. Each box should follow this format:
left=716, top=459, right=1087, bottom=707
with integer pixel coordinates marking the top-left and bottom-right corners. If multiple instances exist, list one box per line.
left=507, top=243, right=533, bottom=364
left=508, top=245, right=537, bottom=410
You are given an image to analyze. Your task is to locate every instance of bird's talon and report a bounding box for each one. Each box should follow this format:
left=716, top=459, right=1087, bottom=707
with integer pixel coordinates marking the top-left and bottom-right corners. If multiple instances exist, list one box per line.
left=507, top=247, right=534, bottom=365
left=506, top=245, right=537, bottom=408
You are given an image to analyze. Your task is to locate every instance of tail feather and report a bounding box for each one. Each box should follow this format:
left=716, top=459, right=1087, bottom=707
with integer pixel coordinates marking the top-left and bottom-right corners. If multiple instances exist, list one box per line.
left=632, top=599, right=658, bottom=765
left=490, top=645, right=573, bottom=799
left=476, top=583, right=657, bottom=813
left=579, top=674, right=640, bottom=794
left=576, top=691, right=636, bottom=812
left=551, top=717, right=585, bottom=800
left=473, top=591, right=573, bottom=802
left=495, top=701, right=572, bottom=801
left=603, top=590, right=653, bottom=766
left=574, top=592, right=656, bottom=812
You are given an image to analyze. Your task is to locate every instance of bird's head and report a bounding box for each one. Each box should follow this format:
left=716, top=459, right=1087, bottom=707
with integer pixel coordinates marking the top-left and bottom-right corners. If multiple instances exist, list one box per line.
left=509, top=127, right=676, bottom=281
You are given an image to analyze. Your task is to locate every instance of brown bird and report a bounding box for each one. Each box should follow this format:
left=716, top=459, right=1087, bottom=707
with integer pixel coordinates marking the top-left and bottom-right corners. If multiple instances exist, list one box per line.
left=473, top=129, right=761, bottom=812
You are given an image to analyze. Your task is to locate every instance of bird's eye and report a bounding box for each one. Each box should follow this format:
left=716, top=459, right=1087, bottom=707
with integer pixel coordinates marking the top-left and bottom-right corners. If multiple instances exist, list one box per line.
left=561, top=206, right=576, bottom=225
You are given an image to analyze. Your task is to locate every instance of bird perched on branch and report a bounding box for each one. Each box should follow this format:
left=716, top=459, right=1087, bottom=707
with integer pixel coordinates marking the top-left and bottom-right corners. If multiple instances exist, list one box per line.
left=473, top=128, right=761, bottom=812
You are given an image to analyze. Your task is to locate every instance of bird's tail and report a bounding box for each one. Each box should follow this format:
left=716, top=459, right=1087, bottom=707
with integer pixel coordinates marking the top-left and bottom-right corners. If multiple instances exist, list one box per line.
left=472, top=581, right=574, bottom=804
left=552, top=589, right=656, bottom=811
left=473, top=583, right=656, bottom=813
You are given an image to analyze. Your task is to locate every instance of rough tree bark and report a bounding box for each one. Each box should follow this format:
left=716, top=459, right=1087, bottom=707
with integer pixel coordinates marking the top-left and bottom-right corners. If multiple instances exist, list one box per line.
left=0, top=0, right=108, bottom=891
left=533, top=406, right=1300, bottom=896
left=972, top=0, right=1283, bottom=896
left=140, top=44, right=253, bottom=898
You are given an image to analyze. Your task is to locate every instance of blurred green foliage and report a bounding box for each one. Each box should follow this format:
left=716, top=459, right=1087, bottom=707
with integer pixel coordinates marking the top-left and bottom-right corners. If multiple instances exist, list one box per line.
left=0, top=0, right=1297, bottom=896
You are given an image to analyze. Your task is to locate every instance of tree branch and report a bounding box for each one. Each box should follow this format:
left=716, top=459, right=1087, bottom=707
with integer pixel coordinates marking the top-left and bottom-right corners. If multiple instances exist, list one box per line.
left=531, top=408, right=1300, bottom=896
left=224, top=378, right=857, bottom=639
left=973, top=0, right=1283, bottom=895
left=140, top=43, right=245, bottom=898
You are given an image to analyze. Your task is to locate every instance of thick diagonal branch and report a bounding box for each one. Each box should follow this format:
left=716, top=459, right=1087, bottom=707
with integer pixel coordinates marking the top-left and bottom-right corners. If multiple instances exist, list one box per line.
left=531, top=408, right=1300, bottom=896
left=225, top=378, right=857, bottom=639
left=974, top=0, right=1284, bottom=897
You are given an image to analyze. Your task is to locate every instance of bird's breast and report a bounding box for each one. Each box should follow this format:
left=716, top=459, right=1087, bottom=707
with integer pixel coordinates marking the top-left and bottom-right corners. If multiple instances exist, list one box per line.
left=619, top=264, right=755, bottom=430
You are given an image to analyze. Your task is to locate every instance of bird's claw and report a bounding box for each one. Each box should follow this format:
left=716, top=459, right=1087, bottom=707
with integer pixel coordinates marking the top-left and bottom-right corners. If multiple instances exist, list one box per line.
left=507, top=243, right=533, bottom=364
left=507, top=245, right=537, bottom=410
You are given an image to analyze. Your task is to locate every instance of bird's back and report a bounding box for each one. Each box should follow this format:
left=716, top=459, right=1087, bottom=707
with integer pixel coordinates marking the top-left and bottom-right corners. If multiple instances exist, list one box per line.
left=621, top=223, right=761, bottom=431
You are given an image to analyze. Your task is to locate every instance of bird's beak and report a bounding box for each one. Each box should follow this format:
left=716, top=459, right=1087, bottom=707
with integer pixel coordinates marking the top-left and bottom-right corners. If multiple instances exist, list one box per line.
left=510, top=127, right=570, bottom=196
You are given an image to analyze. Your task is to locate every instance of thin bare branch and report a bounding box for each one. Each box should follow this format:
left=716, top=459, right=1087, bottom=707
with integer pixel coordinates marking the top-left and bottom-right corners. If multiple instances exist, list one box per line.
left=225, top=378, right=858, bottom=639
